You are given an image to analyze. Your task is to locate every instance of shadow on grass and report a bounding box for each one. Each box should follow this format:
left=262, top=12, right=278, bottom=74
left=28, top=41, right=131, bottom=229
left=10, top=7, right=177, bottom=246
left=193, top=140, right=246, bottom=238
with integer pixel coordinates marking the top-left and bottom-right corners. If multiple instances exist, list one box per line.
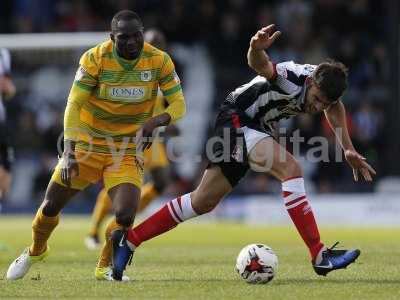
left=135, top=278, right=400, bottom=285
left=274, top=278, right=400, bottom=285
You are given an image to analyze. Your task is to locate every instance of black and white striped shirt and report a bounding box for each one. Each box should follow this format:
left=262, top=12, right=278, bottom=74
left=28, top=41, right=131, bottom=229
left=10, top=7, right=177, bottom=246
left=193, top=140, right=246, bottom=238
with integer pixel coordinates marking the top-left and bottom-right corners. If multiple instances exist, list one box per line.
left=222, top=61, right=316, bottom=132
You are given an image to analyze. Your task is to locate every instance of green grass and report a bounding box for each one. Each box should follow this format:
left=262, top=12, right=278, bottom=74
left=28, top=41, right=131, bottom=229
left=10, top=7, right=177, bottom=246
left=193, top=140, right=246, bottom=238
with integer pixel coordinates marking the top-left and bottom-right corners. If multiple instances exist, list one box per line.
left=0, top=216, right=400, bottom=299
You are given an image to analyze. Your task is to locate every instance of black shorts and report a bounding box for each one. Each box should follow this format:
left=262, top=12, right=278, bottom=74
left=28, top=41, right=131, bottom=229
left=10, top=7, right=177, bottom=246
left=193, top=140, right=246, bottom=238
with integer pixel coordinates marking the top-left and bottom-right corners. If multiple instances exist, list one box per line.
left=206, top=110, right=251, bottom=187
left=206, top=107, right=273, bottom=187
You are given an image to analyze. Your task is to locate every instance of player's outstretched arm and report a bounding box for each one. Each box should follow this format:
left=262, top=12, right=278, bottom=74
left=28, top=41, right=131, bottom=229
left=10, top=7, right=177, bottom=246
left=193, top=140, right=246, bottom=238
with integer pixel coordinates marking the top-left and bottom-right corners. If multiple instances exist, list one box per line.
left=324, top=100, right=376, bottom=182
left=247, top=24, right=281, bottom=80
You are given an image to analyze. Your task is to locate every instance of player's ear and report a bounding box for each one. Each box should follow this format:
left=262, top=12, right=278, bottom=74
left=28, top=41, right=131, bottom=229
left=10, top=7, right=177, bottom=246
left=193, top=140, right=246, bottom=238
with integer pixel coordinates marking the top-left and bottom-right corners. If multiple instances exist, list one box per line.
left=305, top=76, right=313, bottom=86
left=110, top=33, right=115, bottom=42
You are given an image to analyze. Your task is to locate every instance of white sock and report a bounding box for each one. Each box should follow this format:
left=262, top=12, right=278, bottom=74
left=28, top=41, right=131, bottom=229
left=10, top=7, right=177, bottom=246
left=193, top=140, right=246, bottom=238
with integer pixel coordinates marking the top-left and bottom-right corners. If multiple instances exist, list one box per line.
left=167, top=193, right=198, bottom=223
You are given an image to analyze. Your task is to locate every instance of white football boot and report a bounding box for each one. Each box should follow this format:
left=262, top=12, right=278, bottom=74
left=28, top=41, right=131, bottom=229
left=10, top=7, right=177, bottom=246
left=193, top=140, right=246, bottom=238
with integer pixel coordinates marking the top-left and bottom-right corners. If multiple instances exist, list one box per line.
left=7, top=247, right=49, bottom=280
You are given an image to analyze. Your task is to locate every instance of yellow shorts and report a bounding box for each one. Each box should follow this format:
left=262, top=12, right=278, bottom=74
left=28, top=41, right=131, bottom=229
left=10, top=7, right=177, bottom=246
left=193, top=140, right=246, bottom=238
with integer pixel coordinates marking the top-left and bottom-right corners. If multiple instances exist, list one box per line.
left=143, top=140, right=169, bottom=171
left=51, top=151, right=143, bottom=191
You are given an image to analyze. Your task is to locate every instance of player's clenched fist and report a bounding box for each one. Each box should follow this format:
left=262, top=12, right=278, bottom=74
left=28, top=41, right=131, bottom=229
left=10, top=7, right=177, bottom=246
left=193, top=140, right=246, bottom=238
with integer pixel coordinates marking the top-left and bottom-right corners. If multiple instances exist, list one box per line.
left=250, top=24, right=281, bottom=51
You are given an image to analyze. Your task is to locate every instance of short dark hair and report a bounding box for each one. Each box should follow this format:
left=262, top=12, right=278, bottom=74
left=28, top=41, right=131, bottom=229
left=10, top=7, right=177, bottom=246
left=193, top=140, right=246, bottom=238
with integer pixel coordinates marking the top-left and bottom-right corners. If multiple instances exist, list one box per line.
left=111, top=10, right=142, bottom=32
left=313, top=60, right=348, bottom=102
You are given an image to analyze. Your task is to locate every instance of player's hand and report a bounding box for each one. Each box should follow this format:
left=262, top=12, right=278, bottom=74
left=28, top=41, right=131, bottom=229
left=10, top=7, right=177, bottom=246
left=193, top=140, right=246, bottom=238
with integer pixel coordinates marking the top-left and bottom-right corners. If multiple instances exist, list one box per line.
left=164, top=124, right=180, bottom=137
left=250, top=24, right=281, bottom=51
left=344, top=150, right=376, bottom=182
left=60, top=151, right=79, bottom=187
left=135, top=118, right=158, bottom=152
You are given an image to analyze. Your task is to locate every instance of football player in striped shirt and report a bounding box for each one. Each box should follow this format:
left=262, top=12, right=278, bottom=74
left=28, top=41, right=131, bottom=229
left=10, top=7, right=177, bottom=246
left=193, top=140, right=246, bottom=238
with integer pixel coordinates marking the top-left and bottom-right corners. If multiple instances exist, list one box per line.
left=85, top=29, right=179, bottom=251
left=112, top=25, right=376, bottom=279
left=7, top=10, right=185, bottom=281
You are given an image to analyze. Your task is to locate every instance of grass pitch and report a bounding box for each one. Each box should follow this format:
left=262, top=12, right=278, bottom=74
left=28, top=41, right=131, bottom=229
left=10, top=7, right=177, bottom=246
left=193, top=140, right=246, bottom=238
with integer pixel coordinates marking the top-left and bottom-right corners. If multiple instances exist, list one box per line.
left=0, top=216, right=399, bottom=300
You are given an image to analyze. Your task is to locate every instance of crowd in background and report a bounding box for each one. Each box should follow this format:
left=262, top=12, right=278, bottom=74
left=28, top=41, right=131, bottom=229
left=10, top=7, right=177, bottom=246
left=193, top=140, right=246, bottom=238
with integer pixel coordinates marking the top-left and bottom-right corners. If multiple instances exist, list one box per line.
left=0, top=0, right=393, bottom=205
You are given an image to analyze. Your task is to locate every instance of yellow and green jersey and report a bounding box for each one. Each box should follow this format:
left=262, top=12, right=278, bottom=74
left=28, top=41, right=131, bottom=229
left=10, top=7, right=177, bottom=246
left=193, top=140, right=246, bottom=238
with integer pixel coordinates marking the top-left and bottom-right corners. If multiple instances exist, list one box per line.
left=64, top=39, right=185, bottom=155
left=152, top=90, right=168, bottom=117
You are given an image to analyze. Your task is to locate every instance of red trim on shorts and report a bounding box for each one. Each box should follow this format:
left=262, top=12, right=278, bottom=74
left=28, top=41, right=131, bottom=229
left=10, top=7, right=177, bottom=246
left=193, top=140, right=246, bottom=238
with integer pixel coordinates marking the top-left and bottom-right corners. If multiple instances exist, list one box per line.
left=231, top=113, right=241, bottom=128
left=283, top=176, right=303, bottom=182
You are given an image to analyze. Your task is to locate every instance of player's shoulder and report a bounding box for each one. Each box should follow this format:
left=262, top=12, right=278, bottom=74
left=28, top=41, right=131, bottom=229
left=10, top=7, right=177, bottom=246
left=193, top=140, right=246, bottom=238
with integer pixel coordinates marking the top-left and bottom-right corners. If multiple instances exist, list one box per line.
left=142, top=42, right=171, bottom=66
left=81, top=39, right=113, bottom=65
left=276, top=60, right=316, bottom=78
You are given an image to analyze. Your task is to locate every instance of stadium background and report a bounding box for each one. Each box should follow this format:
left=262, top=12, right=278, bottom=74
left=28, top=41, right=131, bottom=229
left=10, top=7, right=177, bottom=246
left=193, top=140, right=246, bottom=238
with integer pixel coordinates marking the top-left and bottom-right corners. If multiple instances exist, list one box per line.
left=0, top=0, right=399, bottom=224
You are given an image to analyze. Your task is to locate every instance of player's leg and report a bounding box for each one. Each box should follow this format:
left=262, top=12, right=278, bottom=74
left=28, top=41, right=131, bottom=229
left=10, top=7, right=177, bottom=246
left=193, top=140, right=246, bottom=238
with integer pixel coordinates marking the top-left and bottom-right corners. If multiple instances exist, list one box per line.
left=7, top=151, right=97, bottom=280
left=249, top=136, right=360, bottom=275
left=109, top=165, right=233, bottom=280
left=129, top=165, right=232, bottom=247
left=95, top=182, right=141, bottom=281
left=6, top=181, right=80, bottom=280
left=31, top=182, right=80, bottom=253
left=107, top=182, right=141, bottom=280
left=95, top=155, right=143, bottom=280
left=85, top=187, right=112, bottom=250
left=249, top=137, right=324, bottom=258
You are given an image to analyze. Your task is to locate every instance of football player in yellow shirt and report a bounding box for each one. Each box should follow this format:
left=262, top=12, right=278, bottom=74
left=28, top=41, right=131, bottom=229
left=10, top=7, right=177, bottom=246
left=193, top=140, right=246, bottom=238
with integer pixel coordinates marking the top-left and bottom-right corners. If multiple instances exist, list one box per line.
left=85, top=29, right=179, bottom=250
left=6, top=10, right=185, bottom=281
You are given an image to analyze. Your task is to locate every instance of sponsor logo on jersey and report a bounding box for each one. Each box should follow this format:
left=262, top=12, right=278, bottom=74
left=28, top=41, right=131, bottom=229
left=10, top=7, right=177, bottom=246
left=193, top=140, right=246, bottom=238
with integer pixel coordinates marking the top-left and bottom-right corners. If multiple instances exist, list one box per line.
left=110, top=86, right=146, bottom=100
left=140, top=71, right=152, bottom=81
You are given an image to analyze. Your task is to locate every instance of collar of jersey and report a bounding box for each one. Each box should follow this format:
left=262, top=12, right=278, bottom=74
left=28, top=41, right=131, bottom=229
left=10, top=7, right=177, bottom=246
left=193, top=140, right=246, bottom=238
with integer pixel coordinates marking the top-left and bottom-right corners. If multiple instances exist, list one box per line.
left=112, top=44, right=143, bottom=71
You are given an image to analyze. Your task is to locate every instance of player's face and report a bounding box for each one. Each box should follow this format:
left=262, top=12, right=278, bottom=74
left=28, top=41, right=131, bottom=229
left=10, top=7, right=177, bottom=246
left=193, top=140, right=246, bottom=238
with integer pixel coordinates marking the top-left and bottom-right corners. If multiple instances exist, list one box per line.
left=304, top=81, right=332, bottom=114
left=111, top=19, right=144, bottom=60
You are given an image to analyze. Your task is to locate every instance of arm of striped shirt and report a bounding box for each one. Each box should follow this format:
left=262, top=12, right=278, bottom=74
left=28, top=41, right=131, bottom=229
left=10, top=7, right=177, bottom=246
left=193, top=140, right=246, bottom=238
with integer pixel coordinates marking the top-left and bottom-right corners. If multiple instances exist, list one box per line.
left=158, top=53, right=186, bottom=123
left=64, top=48, right=99, bottom=141
left=271, top=61, right=316, bottom=93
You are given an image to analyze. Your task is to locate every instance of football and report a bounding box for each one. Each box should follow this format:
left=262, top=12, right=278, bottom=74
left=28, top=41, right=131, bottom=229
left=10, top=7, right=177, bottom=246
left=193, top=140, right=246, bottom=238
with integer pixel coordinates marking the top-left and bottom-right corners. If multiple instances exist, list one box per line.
left=235, top=244, right=278, bottom=284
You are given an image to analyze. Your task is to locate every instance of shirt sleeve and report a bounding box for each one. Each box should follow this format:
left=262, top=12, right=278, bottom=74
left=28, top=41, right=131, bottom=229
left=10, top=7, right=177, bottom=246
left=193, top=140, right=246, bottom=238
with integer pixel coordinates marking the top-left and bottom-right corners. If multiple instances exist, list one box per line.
left=72, top=47, right=100, bottom=92
left=270, top=61, right=316, bottom=93
left=64, top=48, right=100, bottom=141
left=158, top=52, right=186, bottom=122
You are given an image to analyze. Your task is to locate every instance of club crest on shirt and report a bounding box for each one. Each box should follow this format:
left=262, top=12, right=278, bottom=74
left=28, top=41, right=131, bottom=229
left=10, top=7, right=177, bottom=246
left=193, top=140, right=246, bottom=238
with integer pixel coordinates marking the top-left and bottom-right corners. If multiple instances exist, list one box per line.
left=140, top=70, right=152, bottom=81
